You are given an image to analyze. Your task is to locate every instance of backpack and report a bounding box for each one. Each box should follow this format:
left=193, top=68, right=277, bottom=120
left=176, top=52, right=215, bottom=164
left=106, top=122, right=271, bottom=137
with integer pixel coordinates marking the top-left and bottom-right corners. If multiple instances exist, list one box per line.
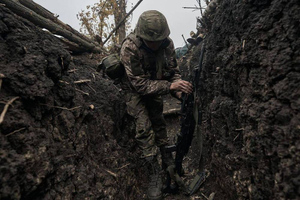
left=97, top=53, right=124, bottom=80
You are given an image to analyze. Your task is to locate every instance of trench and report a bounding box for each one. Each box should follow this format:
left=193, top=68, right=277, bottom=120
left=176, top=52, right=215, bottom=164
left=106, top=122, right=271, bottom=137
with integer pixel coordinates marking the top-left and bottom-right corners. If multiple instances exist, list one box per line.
left=1, top=0, right=300, bottom=200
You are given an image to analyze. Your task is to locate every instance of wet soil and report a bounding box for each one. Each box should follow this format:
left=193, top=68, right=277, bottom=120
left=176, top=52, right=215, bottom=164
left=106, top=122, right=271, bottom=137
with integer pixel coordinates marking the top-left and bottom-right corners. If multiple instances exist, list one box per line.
left=1, top=0, right=300, bottom=199
left=0, top=6, right=144, bottom=200
left=186, top=0, right=300, bottom=199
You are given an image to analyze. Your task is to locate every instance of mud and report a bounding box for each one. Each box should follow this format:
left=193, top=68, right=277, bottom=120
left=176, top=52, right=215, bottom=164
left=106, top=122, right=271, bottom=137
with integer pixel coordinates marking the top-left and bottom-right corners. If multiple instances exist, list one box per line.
left=0, top=6, right=145, bottom=200
left=1, top=0, right=300, bottom=199
left=185, top=0, right=300, bottom=199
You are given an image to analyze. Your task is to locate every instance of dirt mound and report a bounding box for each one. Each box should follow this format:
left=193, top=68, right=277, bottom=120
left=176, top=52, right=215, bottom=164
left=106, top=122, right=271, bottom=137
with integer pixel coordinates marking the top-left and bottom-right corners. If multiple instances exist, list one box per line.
left=185, top=0, right=300, bottom=199
left=0, top=6, right=145, bottom=199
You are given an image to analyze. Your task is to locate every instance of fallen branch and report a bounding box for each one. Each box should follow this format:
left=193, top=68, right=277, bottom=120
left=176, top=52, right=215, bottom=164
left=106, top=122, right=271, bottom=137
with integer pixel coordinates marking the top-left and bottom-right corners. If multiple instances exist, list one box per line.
left=6, top=127, right=26, bottom=137
left=201, top=192, right=209, bottom=200
left=90, top=159, right=118, bottom=179
left=67, top=69, right=79, bottom=73
left=18, top=0, right=102, bottom=49
left=104, top=169, right=118, bottom=178
left=75, top=88, right=89, bottom=96
left=233, top=133, right=240, bottom=141
left=0, top=0, right=103, bottom=53
left=59, top=80, right=70, bottom=85
left=163, top=108, right=181, bottom=116
left=0, top=97, right=19, bottom=124
left=116, top=163, right=130, bottom=170
left=57, top=36, right=90, bottom=53
left=87, top=84, right=97, bottom=94
left=74, top=79, right=91, bottom=84
left=40, top=104, right=81, bottom=111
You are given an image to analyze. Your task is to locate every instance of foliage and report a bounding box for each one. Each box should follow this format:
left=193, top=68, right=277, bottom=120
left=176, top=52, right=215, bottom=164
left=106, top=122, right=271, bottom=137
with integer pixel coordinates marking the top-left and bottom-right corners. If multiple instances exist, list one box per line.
left=77, top=0, right=128, bottom=49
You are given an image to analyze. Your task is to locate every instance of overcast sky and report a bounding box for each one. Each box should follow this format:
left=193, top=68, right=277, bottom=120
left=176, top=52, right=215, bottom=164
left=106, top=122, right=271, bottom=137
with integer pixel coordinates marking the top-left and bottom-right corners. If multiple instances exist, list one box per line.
left=33, top=0, right=206, bottom=48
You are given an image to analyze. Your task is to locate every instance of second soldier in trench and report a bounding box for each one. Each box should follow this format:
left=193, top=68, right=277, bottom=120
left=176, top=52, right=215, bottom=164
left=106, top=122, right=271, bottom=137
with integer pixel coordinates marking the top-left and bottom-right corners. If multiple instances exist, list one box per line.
left=119, top=10, right=193, bottom=200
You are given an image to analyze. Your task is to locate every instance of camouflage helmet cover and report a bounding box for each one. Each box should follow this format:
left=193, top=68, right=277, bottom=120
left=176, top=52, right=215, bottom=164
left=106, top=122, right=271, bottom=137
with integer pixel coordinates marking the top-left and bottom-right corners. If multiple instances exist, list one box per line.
left=135, top=10, right=170, bottom=41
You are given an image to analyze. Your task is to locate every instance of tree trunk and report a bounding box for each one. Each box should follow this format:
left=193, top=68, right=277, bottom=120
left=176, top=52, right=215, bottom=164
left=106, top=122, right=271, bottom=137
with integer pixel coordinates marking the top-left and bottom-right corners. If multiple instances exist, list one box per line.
left=118, top=0, right=126, bottom=43
left=0, top=0, right=104, bottom=53
left=18, top=0, right=100, bottom=48
left=103, top=0, right=144, bottom=45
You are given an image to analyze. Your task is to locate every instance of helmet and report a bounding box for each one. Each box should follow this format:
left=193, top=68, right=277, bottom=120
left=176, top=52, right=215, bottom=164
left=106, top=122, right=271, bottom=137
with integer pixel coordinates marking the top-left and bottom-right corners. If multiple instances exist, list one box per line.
left=135, top=10, right=170, bottom=41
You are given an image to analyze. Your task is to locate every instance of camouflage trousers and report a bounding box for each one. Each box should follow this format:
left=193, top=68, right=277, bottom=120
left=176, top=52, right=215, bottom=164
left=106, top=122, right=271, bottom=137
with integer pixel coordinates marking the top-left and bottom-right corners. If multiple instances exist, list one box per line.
left=125, top=93, right=168, bottom=158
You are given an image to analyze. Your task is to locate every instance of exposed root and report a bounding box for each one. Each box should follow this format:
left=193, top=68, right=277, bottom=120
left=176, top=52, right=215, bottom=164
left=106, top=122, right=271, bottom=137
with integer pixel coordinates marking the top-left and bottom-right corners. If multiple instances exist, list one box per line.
left=163, top=108, right=181, bottom=116
left=59, top=80, right=70, bottom=85
left=67, top=69, right=78, bottom=73
left=74, top=79, right=91, bottom=84
left=75, top=88, right=89, bottom=96
left=40, top=104, right=81, bottom=111
left=0, top=97, right=19, bottom=124
left=6, top=127, right=26, bottom=137
left=87, top=84, right=97, bottom=94
left=104, top=169, right=118, bottom=178
left=116, top=163, right=130, bottom=170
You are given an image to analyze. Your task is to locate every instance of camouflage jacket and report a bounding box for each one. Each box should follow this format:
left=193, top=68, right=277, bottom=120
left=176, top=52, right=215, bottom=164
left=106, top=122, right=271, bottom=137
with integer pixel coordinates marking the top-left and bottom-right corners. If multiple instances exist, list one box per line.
left=120, top=33, right=181, bottom=96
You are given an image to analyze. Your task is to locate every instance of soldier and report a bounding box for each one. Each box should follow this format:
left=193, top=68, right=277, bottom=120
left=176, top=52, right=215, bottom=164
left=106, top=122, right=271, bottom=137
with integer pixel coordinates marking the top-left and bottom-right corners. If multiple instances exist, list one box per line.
left=120, top=10, right=193, bottom=200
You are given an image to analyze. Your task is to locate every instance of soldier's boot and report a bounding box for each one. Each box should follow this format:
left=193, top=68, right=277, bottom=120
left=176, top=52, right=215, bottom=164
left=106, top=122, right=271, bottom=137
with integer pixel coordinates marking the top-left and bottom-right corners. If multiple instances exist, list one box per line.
left=145, top=156, right=163, bottom=200
left=160, top=146, right=174, bottom=170
left=160, top=146, right=185, bottom=176
left=160, top=146, right=177, bottom=194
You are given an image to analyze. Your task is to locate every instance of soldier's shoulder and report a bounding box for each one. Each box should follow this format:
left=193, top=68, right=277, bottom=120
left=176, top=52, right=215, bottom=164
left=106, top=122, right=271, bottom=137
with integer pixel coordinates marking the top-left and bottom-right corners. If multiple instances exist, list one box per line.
left=121, top=36, right=143, bottom=59
left=120, top=38, right=140, bottom=59
left=126, top=33, right=143, bottom=47
left=122, top=38, right=134, bottom=47
left=122, top=34, right=141, bottom=50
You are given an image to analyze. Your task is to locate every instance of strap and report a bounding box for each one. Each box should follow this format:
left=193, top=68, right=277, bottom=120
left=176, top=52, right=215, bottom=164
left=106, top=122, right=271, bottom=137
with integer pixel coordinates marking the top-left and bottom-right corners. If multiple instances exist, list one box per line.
left=125, top=32, right=143, bottom=47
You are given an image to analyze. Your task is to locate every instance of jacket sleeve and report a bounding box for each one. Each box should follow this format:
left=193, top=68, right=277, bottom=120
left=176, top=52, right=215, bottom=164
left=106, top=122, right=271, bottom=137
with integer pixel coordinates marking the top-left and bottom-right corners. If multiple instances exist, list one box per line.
left=120, top=40, right=171, bottom=96
left=165, top=38, right=182, bottom=83
left=164, top=39, right=183, bottom=98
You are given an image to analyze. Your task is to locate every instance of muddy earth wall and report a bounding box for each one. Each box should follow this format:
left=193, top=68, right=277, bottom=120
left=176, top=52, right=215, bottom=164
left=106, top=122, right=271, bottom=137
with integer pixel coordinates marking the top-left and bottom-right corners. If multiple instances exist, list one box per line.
left=188, top=0, right=299, bottom=199
left=1, top=0, right=300, bottom=199
left=0, top=6, right=146, bottom=200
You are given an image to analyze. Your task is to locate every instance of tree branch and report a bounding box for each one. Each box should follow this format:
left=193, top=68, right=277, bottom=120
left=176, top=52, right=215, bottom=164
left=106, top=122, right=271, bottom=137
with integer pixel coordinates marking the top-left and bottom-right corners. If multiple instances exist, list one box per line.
left=103, top=0, right=144, bottom=45
left=18, top=0, right=102, bottom=47
left=0, top=0, right=104, bottom=53
left=0, top=97, right=19, bottom=124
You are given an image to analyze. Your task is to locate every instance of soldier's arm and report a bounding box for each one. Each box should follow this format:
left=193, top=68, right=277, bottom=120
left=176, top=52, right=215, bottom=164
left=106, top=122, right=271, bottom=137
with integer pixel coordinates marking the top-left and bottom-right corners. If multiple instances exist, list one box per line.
left=164, top=38, right=185, bottom=98
left=120, top=40, right=172, bottom=96
left=165, top=38, right=181, bottom=83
